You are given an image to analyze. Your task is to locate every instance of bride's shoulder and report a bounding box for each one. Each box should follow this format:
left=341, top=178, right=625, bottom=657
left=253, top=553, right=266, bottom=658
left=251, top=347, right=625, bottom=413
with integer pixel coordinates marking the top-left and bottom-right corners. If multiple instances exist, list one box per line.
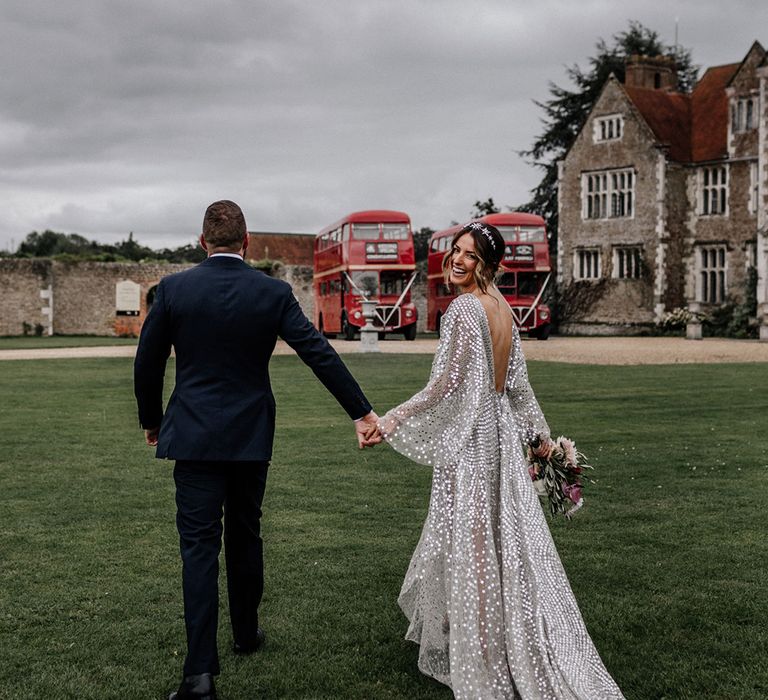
left=446, top=292, right=482, bottom=317
left=443, top=294, right=484, bottom=332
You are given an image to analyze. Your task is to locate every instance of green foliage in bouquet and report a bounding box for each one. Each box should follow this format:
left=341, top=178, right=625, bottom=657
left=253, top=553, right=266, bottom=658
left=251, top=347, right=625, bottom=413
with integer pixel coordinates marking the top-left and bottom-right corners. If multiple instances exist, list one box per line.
left=528, top=436, right=594, bottom=519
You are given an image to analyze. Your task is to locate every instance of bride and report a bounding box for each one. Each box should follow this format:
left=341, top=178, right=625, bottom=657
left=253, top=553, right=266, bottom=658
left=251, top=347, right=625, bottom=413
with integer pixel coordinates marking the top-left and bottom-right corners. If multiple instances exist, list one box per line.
left=377, top=222, right=624, bottom=699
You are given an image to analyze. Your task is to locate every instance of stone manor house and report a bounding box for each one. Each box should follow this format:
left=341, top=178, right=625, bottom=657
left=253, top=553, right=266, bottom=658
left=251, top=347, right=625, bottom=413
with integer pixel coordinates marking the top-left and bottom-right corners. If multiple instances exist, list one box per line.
left=557, top=41, right=768, bottom=336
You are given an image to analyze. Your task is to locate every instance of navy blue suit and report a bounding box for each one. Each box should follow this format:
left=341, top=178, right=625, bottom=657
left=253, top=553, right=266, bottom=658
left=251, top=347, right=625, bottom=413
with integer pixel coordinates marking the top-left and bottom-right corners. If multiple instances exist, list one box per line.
left=134, top=255, right=372, bottom=675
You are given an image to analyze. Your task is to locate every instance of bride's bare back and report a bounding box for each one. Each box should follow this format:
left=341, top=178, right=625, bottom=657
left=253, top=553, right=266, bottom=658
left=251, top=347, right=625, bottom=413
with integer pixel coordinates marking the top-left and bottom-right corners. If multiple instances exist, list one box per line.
left=474, top=286, right=513, bottom=393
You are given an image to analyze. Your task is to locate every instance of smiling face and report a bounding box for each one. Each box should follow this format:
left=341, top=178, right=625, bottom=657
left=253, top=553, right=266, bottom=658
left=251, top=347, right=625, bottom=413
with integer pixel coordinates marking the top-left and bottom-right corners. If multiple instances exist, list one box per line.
left=449, top=232, right=479, bottom=291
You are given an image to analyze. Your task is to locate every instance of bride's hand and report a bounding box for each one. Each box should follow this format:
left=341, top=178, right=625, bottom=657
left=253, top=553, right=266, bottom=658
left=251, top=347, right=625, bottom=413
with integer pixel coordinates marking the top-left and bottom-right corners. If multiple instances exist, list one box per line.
left=355, top=411, right=383, bottom=448
left=531, top=436, right=554, bottom=459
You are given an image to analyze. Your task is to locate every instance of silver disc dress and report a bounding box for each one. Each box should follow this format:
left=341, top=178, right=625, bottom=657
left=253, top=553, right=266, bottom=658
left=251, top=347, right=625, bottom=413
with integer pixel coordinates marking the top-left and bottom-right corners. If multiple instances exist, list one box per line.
left=381, top=294, right=624, bottom=700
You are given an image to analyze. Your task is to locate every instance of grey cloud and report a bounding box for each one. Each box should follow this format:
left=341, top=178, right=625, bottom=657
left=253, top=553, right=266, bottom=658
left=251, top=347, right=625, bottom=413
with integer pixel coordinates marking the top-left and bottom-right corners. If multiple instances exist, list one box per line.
left=0, top=0, right=766, bottom=248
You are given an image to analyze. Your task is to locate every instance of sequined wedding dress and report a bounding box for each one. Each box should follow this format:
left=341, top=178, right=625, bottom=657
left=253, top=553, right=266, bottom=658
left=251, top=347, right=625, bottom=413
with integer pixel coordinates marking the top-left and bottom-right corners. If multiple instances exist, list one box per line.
left=381, top=294, right=624, bottom=700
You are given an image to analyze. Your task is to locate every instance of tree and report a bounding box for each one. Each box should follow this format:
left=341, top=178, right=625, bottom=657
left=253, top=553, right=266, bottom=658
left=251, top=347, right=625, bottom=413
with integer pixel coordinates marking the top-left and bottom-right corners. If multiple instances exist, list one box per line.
left=412, top=226, right=434, bottom=263
left=155, top=243, right=206, bottom=264
left=471, top=198, right=501, bottom=219
left=518, top=20, right=698, bottom=251
left=13, top=229, right=205, bottom=263
left=17, top=230, right=97, bottom=257
left=114, top=231, right=155, bottom=261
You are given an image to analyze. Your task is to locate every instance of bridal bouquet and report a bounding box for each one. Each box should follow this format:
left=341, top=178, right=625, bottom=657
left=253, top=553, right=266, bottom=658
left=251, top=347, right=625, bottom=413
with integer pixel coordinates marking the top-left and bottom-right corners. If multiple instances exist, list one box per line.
left=527, top=436, right=594, bottom=519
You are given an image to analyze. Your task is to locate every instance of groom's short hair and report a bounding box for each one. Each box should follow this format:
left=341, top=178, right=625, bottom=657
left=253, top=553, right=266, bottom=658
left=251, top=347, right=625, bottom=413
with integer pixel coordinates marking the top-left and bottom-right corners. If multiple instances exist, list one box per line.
left=202, top=200, right=247, bottom=250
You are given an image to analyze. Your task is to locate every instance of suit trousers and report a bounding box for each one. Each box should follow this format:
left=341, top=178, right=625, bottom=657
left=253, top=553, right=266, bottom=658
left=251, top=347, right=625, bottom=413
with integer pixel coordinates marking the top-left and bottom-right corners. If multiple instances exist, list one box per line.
left=173, top=459, right=269, bottom=676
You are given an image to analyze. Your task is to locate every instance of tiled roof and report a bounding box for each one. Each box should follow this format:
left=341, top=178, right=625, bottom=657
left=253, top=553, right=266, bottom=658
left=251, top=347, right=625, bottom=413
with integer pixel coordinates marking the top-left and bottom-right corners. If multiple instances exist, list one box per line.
left=690, top=63, right=739, bottom=162
left=623, top=86, right=691, bottom=161
left=623, top=62, right=739, bottom=163
left=246, top=232, right=314, bottom=265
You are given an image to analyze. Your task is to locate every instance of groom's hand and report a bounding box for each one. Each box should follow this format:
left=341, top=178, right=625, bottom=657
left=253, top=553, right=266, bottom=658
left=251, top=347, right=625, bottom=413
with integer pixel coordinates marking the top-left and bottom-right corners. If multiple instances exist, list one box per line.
left=144, top=427, right=160, bottom=446
left=355, top=411, right=382, bottom=449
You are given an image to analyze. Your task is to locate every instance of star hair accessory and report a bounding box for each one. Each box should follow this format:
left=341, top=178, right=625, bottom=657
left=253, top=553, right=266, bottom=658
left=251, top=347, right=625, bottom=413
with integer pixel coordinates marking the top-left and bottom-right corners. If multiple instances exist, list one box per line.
left=467, top=221, right=497, bottom=250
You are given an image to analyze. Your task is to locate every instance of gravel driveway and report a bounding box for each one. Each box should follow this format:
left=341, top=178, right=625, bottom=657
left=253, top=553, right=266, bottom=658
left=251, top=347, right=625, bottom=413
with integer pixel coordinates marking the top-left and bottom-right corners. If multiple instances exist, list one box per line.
left=1, top=336, right=766, bottom=364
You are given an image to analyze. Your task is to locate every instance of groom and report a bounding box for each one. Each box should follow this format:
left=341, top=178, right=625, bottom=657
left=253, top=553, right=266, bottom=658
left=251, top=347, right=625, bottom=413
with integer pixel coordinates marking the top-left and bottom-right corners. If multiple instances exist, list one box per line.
left=134, top=200, right=380, bottom=700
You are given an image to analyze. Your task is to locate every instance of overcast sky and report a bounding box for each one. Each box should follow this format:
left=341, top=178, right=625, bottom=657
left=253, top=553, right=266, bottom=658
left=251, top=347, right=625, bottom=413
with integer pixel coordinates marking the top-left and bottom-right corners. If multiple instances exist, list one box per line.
left=1, top=0, right=766, bottom=251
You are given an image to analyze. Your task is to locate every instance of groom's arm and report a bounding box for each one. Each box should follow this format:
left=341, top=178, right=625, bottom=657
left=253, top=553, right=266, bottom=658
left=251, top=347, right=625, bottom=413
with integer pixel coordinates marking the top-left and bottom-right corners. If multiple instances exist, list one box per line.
left=134, top=281, right=172, bottom=437
left=277, top=285, right=374, bottom=424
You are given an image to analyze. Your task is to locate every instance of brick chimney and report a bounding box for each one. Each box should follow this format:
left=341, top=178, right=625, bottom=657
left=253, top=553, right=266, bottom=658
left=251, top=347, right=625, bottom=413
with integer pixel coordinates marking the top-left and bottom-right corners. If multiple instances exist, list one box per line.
left=624, top=54, right=678, bottom=91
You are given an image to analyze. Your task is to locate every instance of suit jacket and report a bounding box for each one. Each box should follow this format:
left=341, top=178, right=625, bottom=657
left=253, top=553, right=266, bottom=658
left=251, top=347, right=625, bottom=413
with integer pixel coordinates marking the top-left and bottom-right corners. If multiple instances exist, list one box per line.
left=134, top=255, right=372, bottom=461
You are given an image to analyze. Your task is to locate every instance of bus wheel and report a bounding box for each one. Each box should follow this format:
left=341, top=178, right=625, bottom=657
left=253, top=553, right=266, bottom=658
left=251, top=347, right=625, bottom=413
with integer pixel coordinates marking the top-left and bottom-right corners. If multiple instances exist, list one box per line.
left=319, top=315, right=336, bottom=339
left=342, top=314, right=355, bottom=341
left=404, top=323, right=417, bottom=341
left=435, top=312, right=442, bottom=338
left=533, top=323, right=551, bottom=341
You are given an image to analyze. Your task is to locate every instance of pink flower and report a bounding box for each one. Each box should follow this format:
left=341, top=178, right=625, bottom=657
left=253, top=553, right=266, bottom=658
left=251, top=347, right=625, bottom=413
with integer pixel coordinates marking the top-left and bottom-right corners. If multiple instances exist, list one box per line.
left=558, top=436, right=577, bottom=466
left=562, top=482, right=582, bottom=504
left=528, top=465, right=539, bottom=480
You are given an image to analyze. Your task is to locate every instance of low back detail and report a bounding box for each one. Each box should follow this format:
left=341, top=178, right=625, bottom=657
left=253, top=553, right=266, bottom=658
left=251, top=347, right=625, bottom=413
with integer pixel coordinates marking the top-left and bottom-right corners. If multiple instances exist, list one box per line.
left=381, top=293, right=624, bottom=699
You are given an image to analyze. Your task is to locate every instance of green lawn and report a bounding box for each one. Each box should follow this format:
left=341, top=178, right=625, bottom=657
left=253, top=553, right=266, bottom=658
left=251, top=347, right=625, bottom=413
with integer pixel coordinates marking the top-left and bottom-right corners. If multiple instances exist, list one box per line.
left=0, top=335, right=138, bottom=350
left=0, top=356, right=766, bottom=699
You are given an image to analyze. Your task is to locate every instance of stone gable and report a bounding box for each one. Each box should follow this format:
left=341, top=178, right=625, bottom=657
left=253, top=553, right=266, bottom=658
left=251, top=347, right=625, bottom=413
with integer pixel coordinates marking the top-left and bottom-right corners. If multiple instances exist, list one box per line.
left=558, top=41, right=767, bottom=337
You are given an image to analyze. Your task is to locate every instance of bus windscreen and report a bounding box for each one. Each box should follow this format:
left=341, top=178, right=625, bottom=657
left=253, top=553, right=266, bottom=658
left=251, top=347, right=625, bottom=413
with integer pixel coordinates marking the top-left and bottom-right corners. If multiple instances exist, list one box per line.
left=382, top=224, right=409, bottom=240
left=518, top=272, right=547, bottom=296
left=380, top=271, right=410, bottom=295
left=519, top=227, right=546, bottom=242
left=349, top=270, right=379, bottom=296
left=497, top=226, right=546, bottom=243
left=497, top=272, right=516, bottom=296
left=352, top=224, right=380, bottom=240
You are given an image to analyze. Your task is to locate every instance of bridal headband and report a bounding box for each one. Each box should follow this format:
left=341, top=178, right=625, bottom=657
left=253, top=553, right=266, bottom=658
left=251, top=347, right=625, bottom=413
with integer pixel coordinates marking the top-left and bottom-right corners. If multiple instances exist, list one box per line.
left=466, top=221, right=497, bottom=250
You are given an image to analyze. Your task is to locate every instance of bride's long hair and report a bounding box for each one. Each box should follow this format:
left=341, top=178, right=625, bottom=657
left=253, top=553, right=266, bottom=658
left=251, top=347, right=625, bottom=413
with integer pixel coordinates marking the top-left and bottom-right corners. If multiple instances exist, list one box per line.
left=441, top=221, right=505, bottom=295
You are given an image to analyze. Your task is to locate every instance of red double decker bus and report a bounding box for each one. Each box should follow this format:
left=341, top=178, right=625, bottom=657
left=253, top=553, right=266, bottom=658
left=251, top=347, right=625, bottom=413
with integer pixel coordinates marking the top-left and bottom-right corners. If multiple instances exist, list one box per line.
left=313, top=210, right=418, bottom=340
left=427, top=212, right=552, bottom=339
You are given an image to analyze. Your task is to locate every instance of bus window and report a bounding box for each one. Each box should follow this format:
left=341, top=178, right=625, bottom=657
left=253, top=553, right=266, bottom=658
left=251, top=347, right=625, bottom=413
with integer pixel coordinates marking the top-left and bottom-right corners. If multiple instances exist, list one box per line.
left=497, top=272, right=516, bottom=296
left=440, top=237, right=449, bottom=252
left=353, top=224, right=380, bottom=240
left=518, top=272, right=546, bottom=296
left=518, top=227, right=546, bottom=242
left=380, top=271, right=410, bottom=295
left=382, top=224, right=409, bottom=240
left=342, top=224, right=351, bottom=241
left=497, top=226, right=518, bottom=243
left=430, top=238, right=440, bottom=252
left=350, top=270, right=379, bottom=296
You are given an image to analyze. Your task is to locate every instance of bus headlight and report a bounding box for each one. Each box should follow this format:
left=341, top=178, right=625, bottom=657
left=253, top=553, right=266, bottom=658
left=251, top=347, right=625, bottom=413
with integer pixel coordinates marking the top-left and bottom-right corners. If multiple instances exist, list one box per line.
left=405, top=309, right=413, bottom=318
left=353, top=311, right=362, bottom=320
left=540, top=310, right=549, bottom=320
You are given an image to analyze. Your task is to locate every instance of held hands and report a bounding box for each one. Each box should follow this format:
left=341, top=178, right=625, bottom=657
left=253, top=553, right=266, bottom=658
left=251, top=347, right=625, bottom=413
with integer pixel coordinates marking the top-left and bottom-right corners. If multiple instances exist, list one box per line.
left=355, top=411, right=382, bottom=449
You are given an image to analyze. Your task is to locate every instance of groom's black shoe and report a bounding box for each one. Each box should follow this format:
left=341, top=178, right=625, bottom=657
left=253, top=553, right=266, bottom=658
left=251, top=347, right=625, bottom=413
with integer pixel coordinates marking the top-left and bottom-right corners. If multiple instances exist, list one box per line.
left=233, top=627, right=266, bottom=655
left=168, top=673, right=217, bottom=700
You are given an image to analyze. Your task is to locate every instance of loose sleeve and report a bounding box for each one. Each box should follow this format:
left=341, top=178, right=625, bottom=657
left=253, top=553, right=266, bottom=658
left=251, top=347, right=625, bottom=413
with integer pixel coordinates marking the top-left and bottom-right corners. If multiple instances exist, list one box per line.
left=379, top=296, right=488, bottom=466
left=505, top=327, right=549, bottom=445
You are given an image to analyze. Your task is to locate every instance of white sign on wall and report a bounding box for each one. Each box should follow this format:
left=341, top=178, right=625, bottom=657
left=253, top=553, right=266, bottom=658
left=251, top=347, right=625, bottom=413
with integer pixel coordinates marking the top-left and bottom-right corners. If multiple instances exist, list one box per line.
left=115, top=280, right=141, bottom=316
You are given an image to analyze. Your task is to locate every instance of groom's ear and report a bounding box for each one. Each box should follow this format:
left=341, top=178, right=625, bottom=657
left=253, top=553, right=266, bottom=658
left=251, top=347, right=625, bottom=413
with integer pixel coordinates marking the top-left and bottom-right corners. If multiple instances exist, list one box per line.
left=241, top=234, right=249, bottom=254
left=199, top=234, right=208, bottom=252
